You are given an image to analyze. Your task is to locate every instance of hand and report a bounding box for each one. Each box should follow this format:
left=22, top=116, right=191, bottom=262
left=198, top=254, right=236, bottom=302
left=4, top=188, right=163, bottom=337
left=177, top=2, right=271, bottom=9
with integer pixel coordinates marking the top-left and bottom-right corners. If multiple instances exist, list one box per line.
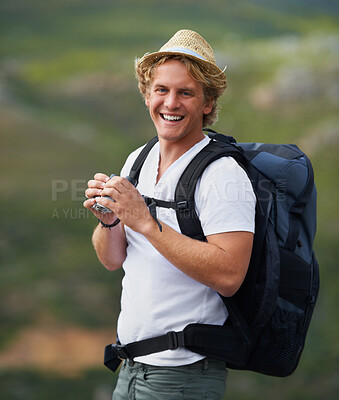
left=83, top=173, right=118, bottom=225
left=98, top=176, right=156, bottom=234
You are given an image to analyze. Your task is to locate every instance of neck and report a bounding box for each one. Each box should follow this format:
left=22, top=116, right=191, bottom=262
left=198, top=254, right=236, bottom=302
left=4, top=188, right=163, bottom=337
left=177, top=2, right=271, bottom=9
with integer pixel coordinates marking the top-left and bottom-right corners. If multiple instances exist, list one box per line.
left=156, top=131, right=205, bottom=183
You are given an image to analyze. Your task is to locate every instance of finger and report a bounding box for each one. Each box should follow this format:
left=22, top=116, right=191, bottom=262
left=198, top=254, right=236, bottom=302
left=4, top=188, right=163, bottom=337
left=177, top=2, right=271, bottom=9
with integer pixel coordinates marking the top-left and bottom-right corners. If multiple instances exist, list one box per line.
left=104, top=176, right=133, bottom=192
left=83, top=198, right=96, bottom=209
left=94, top=173, right=110, bottom=182
left=85, top=188, right=103, bottom=198
left=101, top=186, right=120, bottom=201
left=87, top=179, right=106, bottom=189
left=95, top=196, right=115, bottom=213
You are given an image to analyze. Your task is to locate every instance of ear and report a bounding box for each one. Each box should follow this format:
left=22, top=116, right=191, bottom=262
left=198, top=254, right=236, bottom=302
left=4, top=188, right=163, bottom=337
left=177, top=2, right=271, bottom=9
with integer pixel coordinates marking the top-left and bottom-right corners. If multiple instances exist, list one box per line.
left=145, top=95, right=150, bottom=108
left=203, top=100, right=214, bottom=115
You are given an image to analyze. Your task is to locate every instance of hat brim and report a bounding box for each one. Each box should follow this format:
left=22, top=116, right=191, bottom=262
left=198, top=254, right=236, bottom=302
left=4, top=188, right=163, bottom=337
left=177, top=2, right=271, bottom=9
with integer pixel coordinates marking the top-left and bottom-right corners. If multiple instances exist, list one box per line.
left=137, top=50, right=226, bottom=79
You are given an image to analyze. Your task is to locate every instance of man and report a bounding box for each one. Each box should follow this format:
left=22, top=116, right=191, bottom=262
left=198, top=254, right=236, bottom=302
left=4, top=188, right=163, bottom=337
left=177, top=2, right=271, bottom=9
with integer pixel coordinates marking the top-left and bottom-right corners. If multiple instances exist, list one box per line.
left=84, top=29, right=255, bottom=399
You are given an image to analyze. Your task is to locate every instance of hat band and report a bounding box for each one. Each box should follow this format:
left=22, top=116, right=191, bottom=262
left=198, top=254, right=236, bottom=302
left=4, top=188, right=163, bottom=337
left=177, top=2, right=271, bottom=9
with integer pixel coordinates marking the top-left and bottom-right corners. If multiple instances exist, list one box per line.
left=163, top=46, right=207, bottom=61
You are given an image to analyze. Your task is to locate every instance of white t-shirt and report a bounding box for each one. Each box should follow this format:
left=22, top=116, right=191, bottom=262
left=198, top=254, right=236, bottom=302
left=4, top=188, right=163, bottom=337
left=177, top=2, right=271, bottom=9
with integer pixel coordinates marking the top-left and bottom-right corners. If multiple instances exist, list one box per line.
left=117, top=135, right=255, bottom=366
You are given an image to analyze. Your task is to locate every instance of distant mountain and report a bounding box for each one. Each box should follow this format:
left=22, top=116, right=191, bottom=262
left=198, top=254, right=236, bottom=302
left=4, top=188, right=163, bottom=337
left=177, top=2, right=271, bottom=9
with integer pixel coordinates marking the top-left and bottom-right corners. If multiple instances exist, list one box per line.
left=252, top=0, right=339, bottom=16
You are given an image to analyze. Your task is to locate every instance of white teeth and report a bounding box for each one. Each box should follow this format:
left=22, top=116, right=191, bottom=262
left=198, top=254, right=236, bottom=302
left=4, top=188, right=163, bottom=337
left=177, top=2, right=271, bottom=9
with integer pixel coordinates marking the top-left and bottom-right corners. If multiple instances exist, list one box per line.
left=162, top=114, right=183, bottom=121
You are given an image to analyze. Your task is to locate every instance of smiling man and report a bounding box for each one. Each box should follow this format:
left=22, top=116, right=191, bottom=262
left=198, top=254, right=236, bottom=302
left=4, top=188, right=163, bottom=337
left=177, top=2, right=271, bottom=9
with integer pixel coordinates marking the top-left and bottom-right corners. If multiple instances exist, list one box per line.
left=84, top=30, right=255, bottom=399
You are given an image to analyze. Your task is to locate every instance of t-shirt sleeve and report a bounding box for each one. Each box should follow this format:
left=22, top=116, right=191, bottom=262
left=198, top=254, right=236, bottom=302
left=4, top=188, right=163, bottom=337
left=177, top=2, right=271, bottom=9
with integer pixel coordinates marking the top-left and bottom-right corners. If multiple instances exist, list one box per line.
left=119, top=145, right=146, bottom=178
left=195, top=156, right=256, bottom=236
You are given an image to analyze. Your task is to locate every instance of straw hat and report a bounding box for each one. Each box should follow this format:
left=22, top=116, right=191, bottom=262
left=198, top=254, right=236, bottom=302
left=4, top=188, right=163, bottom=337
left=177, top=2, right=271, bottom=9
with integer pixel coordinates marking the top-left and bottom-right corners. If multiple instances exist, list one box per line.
left=137, top=29, right=226, bottom=79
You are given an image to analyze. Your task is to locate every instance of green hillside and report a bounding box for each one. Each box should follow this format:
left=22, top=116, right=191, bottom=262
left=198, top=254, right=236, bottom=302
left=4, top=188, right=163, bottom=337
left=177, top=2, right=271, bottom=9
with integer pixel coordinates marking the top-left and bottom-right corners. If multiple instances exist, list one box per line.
left=0, top=0, right=338, bottom=399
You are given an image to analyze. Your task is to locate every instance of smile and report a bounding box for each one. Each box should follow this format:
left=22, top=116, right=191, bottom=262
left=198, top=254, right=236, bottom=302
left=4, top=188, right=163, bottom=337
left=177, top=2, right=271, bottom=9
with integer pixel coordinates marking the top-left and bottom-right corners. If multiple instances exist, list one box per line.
left=161, top=114, right=184, bottom=122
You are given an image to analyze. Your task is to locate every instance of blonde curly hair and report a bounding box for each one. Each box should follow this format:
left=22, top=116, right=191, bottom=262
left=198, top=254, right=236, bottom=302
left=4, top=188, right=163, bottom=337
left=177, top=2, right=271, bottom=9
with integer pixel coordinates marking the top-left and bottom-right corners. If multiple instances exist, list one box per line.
left=135, top=54, right=227, bottom=127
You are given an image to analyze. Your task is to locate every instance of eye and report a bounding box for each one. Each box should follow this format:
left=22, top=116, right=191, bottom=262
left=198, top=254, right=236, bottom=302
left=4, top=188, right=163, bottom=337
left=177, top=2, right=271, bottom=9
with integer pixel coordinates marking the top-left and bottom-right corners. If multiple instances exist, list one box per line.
left=155, top=87, right=167, bottom=94
left=181, top=90, right=192, bottom=97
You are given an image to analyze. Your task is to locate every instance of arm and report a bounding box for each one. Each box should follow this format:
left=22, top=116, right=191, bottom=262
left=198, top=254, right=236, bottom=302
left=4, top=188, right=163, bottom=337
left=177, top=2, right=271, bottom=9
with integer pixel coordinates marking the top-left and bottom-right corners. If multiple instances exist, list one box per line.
left=83, top=173, right=127, bottom=271
left=91, top=222, right=127, bottom=271
left=142, top=221, right=253, bottom=297
left=97, top=176, right=253, bottom=296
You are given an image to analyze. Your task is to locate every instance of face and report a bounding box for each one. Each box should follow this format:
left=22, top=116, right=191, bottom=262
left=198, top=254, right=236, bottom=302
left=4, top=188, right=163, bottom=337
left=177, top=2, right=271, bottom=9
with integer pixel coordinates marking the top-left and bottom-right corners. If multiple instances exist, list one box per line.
left=145, top=59, right=213, bottom=145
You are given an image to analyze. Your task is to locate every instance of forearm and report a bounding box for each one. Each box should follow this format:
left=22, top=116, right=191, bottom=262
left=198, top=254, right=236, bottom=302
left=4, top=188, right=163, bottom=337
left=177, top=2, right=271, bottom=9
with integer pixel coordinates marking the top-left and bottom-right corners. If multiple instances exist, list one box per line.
left=143, top=218, right=252, bottom=297
left=92, top=222, right=127, bottom=271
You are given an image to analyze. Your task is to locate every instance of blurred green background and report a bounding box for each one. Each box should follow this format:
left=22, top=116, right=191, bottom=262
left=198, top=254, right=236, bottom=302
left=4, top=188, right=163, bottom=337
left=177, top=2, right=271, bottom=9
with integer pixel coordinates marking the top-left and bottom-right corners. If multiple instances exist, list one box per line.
left=0, top=0, right=338, bottom=399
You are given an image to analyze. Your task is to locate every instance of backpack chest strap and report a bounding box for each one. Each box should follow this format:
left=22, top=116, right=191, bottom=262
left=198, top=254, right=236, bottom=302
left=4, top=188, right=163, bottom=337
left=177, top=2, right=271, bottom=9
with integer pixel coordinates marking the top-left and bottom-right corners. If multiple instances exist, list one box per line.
left=147, top=197, right=194, bottom=211
left=143, top=196, right=205, bottom=241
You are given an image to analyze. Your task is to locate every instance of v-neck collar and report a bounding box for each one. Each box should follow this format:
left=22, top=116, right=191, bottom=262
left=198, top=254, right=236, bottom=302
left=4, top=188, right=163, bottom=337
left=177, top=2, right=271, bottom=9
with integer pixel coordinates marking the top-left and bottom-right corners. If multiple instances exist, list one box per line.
left=155, top=135, right=209, bottom=187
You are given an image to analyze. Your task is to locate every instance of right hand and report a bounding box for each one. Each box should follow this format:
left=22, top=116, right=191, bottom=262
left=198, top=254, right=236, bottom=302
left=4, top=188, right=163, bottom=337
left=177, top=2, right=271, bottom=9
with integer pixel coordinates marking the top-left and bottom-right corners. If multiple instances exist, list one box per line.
left=83, top=173, right=118, bottom=225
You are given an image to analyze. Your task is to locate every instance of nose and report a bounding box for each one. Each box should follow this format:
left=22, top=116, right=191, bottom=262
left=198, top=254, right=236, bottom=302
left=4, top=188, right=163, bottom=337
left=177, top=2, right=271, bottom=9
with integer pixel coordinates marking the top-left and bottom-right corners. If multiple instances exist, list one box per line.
left=164, top=92, right=180, bottom=110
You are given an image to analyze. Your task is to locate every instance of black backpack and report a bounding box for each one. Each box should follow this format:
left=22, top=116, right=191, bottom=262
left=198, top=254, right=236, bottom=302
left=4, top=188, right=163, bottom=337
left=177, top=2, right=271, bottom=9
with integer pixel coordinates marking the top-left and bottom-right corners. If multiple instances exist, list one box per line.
left=104, top=130, right=319, bottom=377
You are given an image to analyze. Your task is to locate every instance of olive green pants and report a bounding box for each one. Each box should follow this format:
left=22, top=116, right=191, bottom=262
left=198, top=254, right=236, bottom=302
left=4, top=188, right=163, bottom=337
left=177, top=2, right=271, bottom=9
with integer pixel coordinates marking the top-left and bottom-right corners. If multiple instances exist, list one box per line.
left=112, top=358, right=228, bottom=400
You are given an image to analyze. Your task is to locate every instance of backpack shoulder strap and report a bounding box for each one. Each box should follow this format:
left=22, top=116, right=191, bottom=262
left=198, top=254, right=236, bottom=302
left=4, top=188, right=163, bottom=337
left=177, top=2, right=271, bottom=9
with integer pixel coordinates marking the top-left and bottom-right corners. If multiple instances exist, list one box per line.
left=175, top=136, right=246, bottom=241
left=127, top=136, right=159, bottom=186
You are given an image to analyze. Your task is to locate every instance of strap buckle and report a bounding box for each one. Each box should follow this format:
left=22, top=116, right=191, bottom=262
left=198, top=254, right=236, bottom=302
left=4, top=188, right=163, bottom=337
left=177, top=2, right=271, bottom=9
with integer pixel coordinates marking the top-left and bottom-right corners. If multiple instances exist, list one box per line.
left=177, top=201, right=189, bottom=210
left=111, top=343, right=130, bottom=359
left=166, top=331, right=179, bottom=350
